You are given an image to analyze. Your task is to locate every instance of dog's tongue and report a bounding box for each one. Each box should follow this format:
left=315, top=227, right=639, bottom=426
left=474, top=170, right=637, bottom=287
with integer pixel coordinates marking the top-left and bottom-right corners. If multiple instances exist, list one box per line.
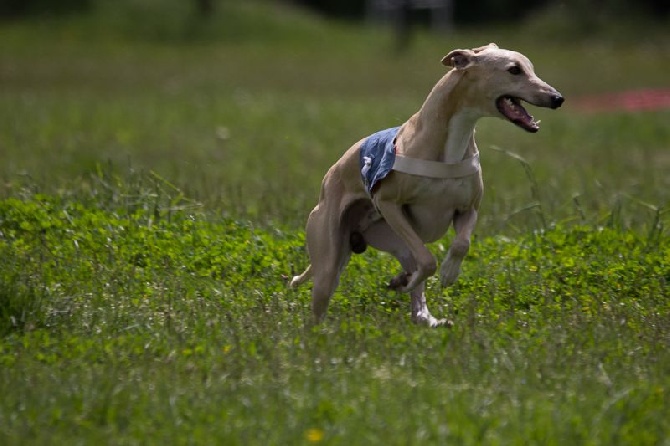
left=499, top=97, right=539, bottom=132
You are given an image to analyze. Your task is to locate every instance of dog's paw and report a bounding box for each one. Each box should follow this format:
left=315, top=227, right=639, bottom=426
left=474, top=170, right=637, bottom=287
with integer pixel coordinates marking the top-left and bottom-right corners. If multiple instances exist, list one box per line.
left=400, top=272, right=424, bottom=293
left=430, top=318, right=454, bottom=328
left=387, top=271, right=409, bottom=290
left=439, top=262, right=461, bottom=287
left=400, top=260, right=437, bottom=292
left=412, top=312, right=454, bottom=328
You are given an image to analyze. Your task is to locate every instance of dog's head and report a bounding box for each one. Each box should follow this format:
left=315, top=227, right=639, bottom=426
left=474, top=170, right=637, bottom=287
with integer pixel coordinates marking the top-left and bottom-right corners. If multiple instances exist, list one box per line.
left=442, top=43, right=564, bottom=133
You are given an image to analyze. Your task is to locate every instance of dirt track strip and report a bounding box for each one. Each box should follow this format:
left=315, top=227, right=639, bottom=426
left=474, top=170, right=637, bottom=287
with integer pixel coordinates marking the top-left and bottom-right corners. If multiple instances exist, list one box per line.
left=573, top=89, right=670, bottom=112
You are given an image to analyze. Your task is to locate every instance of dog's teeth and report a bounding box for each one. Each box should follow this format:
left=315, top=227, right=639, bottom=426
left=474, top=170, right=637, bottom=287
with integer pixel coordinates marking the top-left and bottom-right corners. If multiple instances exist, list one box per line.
left=505, top=97, right=518, bottom=110
left=535, top=120, right=541, bottom=125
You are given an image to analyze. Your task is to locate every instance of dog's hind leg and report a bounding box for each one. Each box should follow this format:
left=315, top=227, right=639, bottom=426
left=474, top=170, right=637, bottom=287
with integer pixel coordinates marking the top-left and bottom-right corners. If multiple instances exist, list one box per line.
left=304, top=207, right=352, bottom=323
left=364, top=220, right=449, bottom=327
left=310, top=243, right=351, bottom=323
left=440, top=209, right=478, bottom=287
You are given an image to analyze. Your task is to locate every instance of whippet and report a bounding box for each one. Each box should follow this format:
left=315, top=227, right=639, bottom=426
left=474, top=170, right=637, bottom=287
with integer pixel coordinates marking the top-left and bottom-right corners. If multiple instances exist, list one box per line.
left=290, top=43, right=564, bottom=327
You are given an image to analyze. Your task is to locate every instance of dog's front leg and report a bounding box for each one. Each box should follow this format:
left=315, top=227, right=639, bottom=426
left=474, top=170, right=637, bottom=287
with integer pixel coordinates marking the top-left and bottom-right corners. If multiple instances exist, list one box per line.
left=374, top=199, right=436, bottom=292
left=440, top=208, right=478, bottom=287
left=410, top=282, right=452, bottom=327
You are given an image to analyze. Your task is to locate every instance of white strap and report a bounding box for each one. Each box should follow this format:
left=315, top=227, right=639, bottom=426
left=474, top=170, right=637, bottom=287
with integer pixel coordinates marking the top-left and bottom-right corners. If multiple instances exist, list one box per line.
left=392, top=153, right=480, bottom=179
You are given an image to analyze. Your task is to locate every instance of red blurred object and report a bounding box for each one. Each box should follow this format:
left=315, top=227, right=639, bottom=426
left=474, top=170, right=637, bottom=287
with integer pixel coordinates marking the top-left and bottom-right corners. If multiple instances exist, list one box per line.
left=573, top=89, right=670, bottom=113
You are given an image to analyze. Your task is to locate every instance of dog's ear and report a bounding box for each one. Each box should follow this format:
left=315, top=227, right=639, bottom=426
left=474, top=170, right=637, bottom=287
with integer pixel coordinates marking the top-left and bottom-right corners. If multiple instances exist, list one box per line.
left=441, top=49, right=473, bottom=69
left=443, top=43, right=498, bottom=68
left=472, top=42, right=498, bottom=53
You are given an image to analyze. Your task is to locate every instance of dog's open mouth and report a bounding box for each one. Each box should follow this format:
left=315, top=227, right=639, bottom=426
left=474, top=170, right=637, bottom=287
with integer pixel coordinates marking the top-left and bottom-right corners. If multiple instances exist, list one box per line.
left=496, top=96, right=540, bottom=133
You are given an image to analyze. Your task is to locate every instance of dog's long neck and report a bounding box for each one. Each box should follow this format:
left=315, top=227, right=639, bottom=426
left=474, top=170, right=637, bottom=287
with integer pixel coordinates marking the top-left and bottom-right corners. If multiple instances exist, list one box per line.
left=442, top=107, right=481, bottom=163
left=400, top=71, right=483, bottom=164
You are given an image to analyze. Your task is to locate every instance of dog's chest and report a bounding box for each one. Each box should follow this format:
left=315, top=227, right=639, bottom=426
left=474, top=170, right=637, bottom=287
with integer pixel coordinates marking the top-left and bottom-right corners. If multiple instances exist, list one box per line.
left=358, top=126, right=482, bottom=242
left=401, top=174, right=483, bottom=242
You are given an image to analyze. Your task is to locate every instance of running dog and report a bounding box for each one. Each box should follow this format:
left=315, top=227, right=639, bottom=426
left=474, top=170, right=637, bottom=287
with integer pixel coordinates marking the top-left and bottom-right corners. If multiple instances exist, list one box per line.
left=290, top=43, right=564, bottom=327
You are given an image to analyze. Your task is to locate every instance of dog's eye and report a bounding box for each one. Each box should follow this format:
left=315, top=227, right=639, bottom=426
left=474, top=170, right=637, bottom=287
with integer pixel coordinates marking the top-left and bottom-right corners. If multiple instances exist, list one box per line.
left=508, top=65, right=523, bottom=75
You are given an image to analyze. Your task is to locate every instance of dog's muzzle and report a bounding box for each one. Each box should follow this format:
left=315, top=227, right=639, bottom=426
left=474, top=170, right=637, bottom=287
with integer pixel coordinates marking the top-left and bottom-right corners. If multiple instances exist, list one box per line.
left=550, top=94, right=565, bottom=109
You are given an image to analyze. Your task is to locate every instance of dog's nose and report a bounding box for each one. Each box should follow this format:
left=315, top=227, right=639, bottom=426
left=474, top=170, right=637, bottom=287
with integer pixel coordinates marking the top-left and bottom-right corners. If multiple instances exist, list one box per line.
left=551, top=94, right=565, bottom=109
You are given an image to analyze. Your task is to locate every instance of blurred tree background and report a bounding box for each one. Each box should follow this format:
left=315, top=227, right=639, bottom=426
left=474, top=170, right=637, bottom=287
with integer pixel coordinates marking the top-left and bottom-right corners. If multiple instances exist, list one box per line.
left=1, top=0, right=667, bottom=23
left=0, top=0, right=91, bottom=17
left=293, top=0, right=669, bottom=23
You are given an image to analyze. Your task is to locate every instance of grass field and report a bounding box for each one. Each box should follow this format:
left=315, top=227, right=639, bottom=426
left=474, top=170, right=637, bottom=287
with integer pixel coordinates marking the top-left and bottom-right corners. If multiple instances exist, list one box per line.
left=1, top=1, right=670, bottom=444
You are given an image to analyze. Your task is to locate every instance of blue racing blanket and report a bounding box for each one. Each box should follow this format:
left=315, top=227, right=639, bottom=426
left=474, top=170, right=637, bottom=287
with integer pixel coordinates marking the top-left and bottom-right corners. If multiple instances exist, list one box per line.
left=359, top=126, right=400, bottom=195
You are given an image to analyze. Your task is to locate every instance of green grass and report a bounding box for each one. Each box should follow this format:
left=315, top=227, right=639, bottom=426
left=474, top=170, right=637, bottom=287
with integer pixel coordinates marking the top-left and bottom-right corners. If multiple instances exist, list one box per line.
left=1, top=193, right=668, bottom=444
left=1, top=1, right=670, bottom=444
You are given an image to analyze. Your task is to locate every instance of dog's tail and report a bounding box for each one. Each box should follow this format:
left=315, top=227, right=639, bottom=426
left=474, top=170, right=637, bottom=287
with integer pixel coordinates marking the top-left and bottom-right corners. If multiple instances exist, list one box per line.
left=289, top=264, right=312, bottom=289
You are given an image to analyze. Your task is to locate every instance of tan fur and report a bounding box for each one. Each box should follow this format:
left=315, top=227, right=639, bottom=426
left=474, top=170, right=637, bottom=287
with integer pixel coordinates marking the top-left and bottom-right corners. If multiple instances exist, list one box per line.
left=291, top=43, right=563, bottom=327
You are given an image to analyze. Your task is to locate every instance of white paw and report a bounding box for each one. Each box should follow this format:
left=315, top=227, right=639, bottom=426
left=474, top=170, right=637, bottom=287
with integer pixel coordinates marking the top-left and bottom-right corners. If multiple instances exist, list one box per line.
left=412, top=311, right=453, bottom=328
